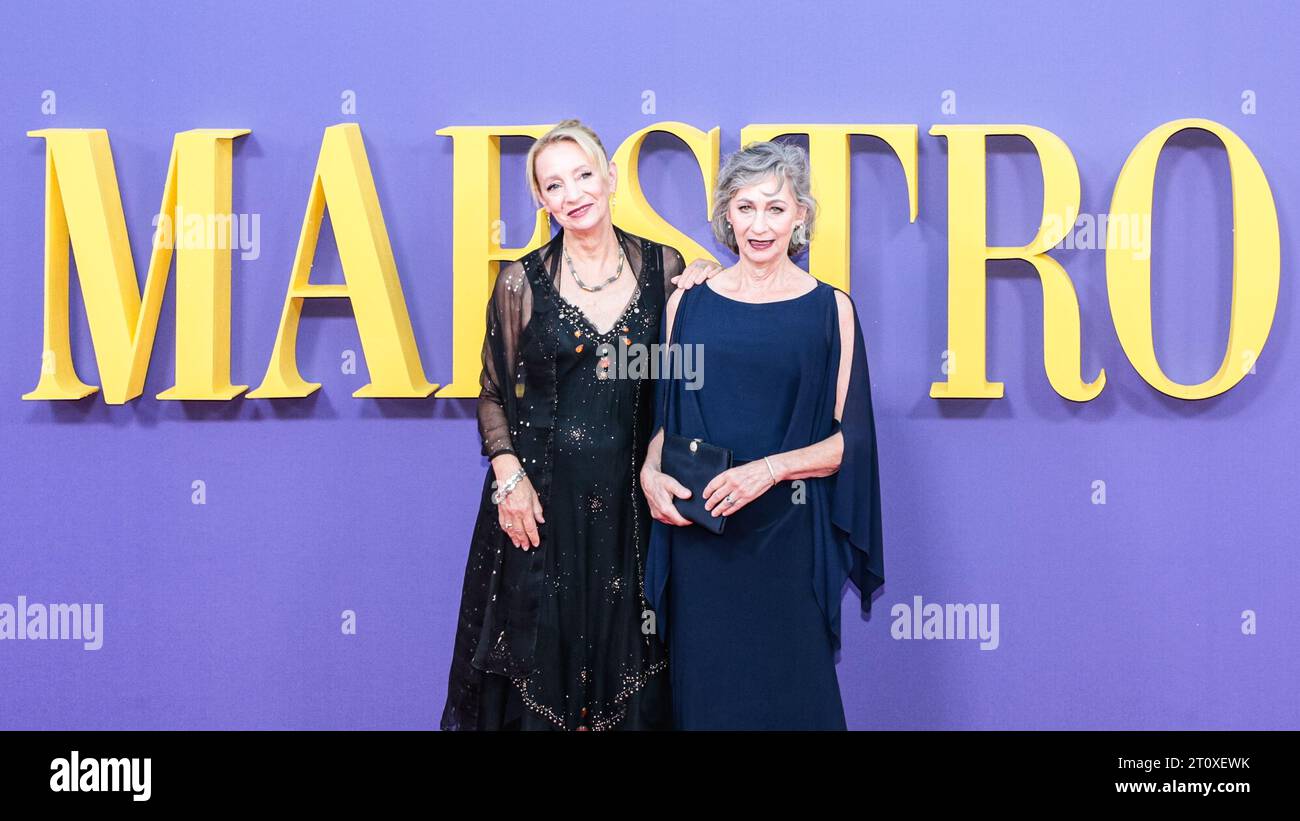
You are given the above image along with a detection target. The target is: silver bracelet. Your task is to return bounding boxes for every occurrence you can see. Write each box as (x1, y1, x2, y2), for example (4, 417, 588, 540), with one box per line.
(491, 467, 526, 504)
(762, 456, 779, 486)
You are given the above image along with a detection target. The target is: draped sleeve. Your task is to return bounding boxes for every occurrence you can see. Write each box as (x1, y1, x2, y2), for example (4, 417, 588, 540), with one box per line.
(477, 260, 532, 461)
(644, 259, 692, 634)
(830, 290, 886, 618)
(650, 245, 685, 441)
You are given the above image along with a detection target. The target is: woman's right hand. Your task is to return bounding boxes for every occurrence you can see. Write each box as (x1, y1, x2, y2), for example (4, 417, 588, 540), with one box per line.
(642, 464, 693, 527)
(498, 474, 545, 550)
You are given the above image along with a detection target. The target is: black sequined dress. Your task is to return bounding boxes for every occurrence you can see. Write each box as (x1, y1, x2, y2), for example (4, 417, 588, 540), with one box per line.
(442, 226, 685, 731)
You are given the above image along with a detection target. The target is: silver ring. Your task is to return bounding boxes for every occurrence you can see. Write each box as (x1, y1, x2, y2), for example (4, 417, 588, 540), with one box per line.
(724, 494, 735, 504)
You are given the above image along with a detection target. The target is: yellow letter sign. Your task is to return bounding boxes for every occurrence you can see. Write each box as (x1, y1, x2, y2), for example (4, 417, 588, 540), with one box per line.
(738, 124, 919, 293)
(433, 125, 554, 398)
(249, 124, 436, 398)
(1107, 118, 1279, 399)
(24, 128, 249, 404)
(928, 125, 1103, 402)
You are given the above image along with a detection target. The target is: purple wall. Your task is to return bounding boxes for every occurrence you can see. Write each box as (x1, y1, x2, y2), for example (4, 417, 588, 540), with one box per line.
(0, 0, 1295, 729)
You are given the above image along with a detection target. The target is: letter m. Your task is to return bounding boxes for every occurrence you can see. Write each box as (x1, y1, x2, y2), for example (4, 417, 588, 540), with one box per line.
(25, 128, 249, 404)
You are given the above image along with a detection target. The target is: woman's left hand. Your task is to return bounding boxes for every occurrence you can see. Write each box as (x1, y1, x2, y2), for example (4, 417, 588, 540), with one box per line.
(702, 461, 778, 518)
(671, 258, 723, 290)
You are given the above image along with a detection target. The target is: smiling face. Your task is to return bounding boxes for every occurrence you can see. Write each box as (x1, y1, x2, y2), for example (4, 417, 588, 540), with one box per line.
(533, 139, 616, 233)
(727, 173, 807, 264)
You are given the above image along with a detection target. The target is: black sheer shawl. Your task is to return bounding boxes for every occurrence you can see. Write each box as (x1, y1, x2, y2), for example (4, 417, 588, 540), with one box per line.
(443, 225, 685, 731)
(475, 227, 686, 461)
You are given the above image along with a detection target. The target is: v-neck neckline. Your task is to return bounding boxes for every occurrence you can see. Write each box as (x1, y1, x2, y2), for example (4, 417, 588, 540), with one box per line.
(556, 282, 640, 338)
(545, 229, 645, 338)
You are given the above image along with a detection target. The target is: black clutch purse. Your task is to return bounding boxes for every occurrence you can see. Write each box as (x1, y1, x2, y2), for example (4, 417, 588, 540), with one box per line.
(660, 433, 733, 535)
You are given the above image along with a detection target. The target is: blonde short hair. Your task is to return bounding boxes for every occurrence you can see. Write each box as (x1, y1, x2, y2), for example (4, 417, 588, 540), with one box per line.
(526, 119, 611, 205)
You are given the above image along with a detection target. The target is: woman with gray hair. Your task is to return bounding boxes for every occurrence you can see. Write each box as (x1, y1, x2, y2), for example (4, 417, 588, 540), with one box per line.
(640, 140, 886, 729)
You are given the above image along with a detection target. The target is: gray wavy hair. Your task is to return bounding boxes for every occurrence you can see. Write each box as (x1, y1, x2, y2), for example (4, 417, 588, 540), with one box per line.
(710, 140, 818, 256)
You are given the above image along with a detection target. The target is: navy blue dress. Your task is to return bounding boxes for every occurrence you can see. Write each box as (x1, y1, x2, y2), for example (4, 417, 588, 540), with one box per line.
(646, 277, 886, 731)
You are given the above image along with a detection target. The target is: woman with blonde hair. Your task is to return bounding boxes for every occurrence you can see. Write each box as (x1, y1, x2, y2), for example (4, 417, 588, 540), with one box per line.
(442, 119, 718, 730)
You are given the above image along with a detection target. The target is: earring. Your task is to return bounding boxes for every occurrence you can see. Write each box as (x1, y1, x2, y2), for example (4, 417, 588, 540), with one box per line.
(793, 222, 807, 245)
